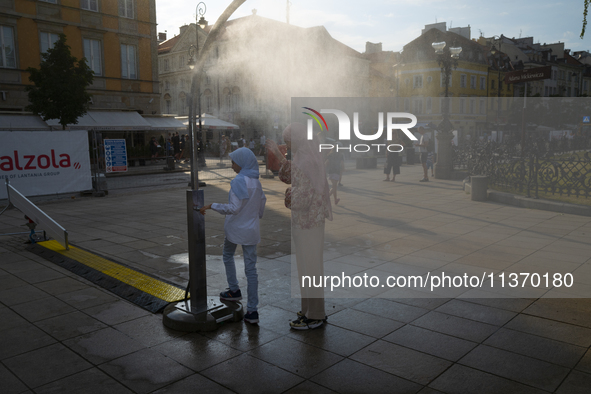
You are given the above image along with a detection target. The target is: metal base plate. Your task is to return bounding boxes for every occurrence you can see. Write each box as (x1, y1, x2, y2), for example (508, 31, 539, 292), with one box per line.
(162, 299, 244, 332)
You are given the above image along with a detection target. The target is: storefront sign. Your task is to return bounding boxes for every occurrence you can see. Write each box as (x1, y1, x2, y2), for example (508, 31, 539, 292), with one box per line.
(504, 66, 551, 84)
(0, 131, 92, 199)
(104, 139, 128, 173)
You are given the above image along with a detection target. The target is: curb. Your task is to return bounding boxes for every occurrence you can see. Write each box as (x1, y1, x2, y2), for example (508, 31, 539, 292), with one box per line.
(487, 190, 591, 217)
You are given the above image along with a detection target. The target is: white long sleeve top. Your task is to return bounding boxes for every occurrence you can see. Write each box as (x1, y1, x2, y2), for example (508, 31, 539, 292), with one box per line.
(211, 176, 266, 245)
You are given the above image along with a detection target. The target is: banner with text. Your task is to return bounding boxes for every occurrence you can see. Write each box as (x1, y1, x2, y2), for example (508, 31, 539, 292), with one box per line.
(0, 131, 92, 199)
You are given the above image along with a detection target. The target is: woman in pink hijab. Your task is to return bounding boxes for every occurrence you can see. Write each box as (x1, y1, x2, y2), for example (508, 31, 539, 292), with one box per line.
(266, 123, 332, 330)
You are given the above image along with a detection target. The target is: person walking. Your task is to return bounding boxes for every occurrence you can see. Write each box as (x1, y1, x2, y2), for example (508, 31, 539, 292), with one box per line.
(200, 148, 266, 324)
(384, 134, 402, 182)
(415, 127, 430, 182)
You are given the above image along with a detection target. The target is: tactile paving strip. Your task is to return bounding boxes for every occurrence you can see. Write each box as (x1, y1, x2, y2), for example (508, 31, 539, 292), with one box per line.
(28, 240, 188, 313)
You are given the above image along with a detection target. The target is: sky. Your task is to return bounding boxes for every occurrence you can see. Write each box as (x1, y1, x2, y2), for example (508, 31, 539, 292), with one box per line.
(155, 0, 591, 54)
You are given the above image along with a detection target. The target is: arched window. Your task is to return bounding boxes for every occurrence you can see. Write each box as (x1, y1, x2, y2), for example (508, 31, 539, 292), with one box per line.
(179, 92, 186, 115)
(223, 88, 231, 112)
(231, 87, 241, 112)
(164, 93, 172, 114)
(203, 89, 213, 114)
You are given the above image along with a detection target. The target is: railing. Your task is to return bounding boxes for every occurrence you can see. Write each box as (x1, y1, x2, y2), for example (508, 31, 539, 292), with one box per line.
(453, 134, 591, 199)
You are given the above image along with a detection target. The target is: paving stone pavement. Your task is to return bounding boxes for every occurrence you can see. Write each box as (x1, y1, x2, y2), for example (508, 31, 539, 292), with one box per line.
(1, 163, 591, 393)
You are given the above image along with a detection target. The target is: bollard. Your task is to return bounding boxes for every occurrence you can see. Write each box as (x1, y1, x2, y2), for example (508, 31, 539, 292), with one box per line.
(470, 175, 488, 201)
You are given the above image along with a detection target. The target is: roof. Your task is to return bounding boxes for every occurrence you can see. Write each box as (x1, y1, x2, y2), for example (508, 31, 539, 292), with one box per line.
(205, 14, 363, 59)
(402, 28, 488, 65)
(158, 34, 182, 55)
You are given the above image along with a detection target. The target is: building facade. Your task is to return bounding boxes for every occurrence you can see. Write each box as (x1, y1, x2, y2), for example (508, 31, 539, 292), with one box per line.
(158, 12, 370, 141)
(0, 0, 160, 114)
(393, 24, 508, 139)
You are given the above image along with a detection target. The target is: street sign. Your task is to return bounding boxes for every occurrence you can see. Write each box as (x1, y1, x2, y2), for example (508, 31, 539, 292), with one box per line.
(504, 66, 552, 84)
(584, 116, 590, 124)
(104, 139, 127, 173)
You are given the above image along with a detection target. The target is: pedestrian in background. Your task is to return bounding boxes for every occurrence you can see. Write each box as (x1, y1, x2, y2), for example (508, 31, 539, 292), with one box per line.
(384, 133, 402, 182)
(415, 127, 430, 182)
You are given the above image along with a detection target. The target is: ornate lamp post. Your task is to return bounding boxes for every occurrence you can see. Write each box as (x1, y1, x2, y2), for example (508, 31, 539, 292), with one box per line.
(187, 3, 208, 181)
(432, 40, 462, 179)
(163, 0, 248, 333)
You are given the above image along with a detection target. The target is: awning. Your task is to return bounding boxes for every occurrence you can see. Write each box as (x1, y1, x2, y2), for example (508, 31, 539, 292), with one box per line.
(45, 113, 98, 129)
(143, 116, 186, 130)
(410, 122, 435, 130)
(45, 111, 151, 130)
(176, 114, 240, 130)
(0, 114, 50, 131)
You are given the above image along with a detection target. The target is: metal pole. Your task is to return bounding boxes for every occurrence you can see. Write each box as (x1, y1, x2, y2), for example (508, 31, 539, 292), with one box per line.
(164, 0, 247, 332)
(521, 82, 527, 156)
(188, 92, 195, 190)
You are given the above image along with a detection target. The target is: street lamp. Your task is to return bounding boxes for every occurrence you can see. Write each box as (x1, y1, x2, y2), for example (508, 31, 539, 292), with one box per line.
(164, 0, 247, 333)
(432, 39, 462, 179)
(186, 3, 208, 188)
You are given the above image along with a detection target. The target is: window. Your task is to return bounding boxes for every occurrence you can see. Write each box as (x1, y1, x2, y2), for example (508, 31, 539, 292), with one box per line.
(40, 32, 59, 54)
(83, 38, 102, 76)
(120, 44, 136, 79)
(460, 74, 467, 88)
(412, 99, 423, 114)
(470, 75, 476, 89)
(164, 80, 169, 90)
(413, 75, 423, 89)
(119, 0, 133, 19)
(470, 99, 475, 114)
(440, 72, 451, 87)
(584, 81, 588, 91)
(426, 97, 432, 113)
(459, 99, 465, 114)
(179, 55, 185, 68)
(0, 26, 16, 69)
(39, 0, 57, 3)
(166, 100, 171, 113)
(491, 79, 496, 89)
(480, 76, 486, 90)
(81, 0, 98, 11)
(180, 97, 186, 114)
(544, 86, 549, 97)
(232, 94, 240, 112)
(479, 99, 485, 114)
(205, 91, 213, 113)
(231, 88, 241, 112)
(404, 98, 410, 112)
(164, 59, 169, 71)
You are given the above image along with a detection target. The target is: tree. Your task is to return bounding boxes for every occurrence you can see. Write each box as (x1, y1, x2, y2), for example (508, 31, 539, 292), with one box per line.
(26, 34, 94, 130)
(583, 0, 590, 38)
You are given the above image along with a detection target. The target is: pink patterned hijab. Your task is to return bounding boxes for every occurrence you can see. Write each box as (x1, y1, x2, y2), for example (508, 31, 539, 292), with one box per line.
(283, 123, 332, 216)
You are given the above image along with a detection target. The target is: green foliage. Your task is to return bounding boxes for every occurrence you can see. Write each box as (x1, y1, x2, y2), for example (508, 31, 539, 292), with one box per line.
(583, 0, 590, 38)
(26, 34, 94, 130)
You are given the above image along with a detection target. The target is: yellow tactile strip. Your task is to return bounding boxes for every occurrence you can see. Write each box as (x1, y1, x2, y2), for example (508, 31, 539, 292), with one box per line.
(38, 240, 187, 302)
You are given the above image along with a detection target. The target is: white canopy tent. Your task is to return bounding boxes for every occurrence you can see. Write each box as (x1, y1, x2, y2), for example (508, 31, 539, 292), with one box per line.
(176, 114, 239, 130)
